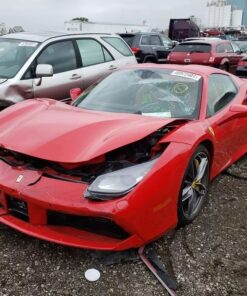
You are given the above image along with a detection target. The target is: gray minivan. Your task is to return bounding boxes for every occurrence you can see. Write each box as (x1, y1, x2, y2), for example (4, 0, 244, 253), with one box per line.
(0, 31, 137, 109)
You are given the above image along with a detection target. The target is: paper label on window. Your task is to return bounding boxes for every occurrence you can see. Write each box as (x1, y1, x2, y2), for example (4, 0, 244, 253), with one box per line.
(18, 42, 38, 47)
(142, 112, 172, 118)
(171, 70, 201, 81)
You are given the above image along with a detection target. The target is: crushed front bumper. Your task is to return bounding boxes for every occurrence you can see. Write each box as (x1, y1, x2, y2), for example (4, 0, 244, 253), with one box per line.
(0, 161, 144, 251)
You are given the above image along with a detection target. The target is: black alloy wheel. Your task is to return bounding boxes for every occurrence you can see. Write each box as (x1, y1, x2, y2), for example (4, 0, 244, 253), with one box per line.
(178, 145, 210, 225)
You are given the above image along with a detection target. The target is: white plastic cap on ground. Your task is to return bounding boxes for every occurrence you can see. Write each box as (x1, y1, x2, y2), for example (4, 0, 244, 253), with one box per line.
(84, 268, 101, 282)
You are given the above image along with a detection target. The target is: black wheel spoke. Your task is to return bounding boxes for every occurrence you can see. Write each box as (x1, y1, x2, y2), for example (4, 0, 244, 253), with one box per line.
(184, 180, 192, 186)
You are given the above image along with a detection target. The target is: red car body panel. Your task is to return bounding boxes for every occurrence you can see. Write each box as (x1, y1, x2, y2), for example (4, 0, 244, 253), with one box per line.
(0, 64, 246, 250)
(0, 99, 179, 163)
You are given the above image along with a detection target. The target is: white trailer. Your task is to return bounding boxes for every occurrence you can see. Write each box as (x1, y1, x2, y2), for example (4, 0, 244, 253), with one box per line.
(64, 20, 150, 34)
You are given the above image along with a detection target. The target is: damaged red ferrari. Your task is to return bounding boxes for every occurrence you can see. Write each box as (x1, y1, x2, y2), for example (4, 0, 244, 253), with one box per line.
(0, 64, 246, 251)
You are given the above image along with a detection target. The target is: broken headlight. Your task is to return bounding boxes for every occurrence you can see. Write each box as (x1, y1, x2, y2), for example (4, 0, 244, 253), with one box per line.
(85, 159, 157, 200)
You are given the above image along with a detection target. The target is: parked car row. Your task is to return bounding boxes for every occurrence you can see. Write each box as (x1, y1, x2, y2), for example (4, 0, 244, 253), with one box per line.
(118, 33, 247, 78)
(1, 30, 247, 113)
(0, 32, 137, 108)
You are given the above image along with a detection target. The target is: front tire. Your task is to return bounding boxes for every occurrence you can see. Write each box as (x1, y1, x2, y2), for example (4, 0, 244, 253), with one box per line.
(178, 145, 210, 226)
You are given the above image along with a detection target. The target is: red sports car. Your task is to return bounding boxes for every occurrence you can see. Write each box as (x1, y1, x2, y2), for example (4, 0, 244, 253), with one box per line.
(0, 64, 246, 251)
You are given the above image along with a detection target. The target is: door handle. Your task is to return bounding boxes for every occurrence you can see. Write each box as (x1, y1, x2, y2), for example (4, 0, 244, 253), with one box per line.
(108, 65, 117, 71)
(70, 74, 81, 80)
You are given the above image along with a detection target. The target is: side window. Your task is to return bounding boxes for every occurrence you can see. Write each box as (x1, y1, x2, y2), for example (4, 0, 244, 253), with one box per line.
(37, 41, 77, 74)
(140, 35, 150, 45)
(224, 43, 234, 53)
(231, 43, 241, 53)
(216, 44, 225, 53)
(150, 35, 162, 46)
(76, 39, 113, 66)
(101, 37, 132, 57)
(207, 74, 238, 117)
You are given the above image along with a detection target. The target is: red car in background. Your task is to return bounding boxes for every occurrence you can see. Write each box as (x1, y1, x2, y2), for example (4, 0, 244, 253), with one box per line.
(0, 64, 246, 251)
(236, 56, 247, 77)
(167, 40, 242, 73)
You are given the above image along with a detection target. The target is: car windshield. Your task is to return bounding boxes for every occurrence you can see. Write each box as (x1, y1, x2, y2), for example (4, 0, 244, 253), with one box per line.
(0, 38, 39, 78)
(75, 68, 202, 119)
(161, 36, 173, 48)
(236, 41, 247, 53)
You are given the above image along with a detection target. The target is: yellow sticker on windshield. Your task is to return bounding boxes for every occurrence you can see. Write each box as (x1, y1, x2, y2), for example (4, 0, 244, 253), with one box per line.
(171, 71, 201, 81)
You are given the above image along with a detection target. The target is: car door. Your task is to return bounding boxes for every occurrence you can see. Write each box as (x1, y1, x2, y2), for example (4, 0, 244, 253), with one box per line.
(150, 35, 168, 62)
(74, 38, 117, 89)
(225, 42, 239, 73)
(231, 42, 243, 68)
(206, 74, 241, 172)
(33, 40, 82, 100)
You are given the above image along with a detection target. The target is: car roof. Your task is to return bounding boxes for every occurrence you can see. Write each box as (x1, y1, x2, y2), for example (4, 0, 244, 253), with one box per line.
(184, 37, 221, 41)
(180, 39, 229, 45)
(120, 32, 161, 36)
(1, 31, 115, 42)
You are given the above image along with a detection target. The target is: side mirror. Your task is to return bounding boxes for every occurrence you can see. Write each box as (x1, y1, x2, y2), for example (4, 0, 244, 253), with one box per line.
(229, 104, 247, 115)
(70, 88, 83, 102)
(218, 104, 247, 126)
(36, 64, 53, 78)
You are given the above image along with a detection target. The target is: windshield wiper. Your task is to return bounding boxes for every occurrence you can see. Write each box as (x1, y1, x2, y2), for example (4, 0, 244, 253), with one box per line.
(132, 110, 142, 115)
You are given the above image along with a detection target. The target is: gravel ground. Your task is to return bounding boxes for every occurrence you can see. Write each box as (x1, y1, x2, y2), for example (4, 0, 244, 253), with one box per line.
(0, 155, 246, 296)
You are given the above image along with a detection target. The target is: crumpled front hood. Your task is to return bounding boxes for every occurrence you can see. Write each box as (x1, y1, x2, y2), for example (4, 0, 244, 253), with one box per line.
(0, 99, 177, 163)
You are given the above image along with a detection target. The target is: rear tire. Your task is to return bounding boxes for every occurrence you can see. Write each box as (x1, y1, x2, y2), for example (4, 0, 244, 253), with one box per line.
(144, 57, 156, 63)
(178, 145, 210, 226)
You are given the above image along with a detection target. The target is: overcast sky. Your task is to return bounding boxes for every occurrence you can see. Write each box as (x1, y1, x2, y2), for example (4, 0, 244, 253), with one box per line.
(0, 0, 208, 31)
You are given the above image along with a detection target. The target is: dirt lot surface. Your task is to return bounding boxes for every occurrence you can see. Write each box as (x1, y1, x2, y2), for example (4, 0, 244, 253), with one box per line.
(0, 155, 246, 296)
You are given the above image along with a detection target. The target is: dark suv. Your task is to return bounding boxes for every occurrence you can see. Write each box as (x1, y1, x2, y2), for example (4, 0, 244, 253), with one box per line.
(119, 33, 173, 63)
